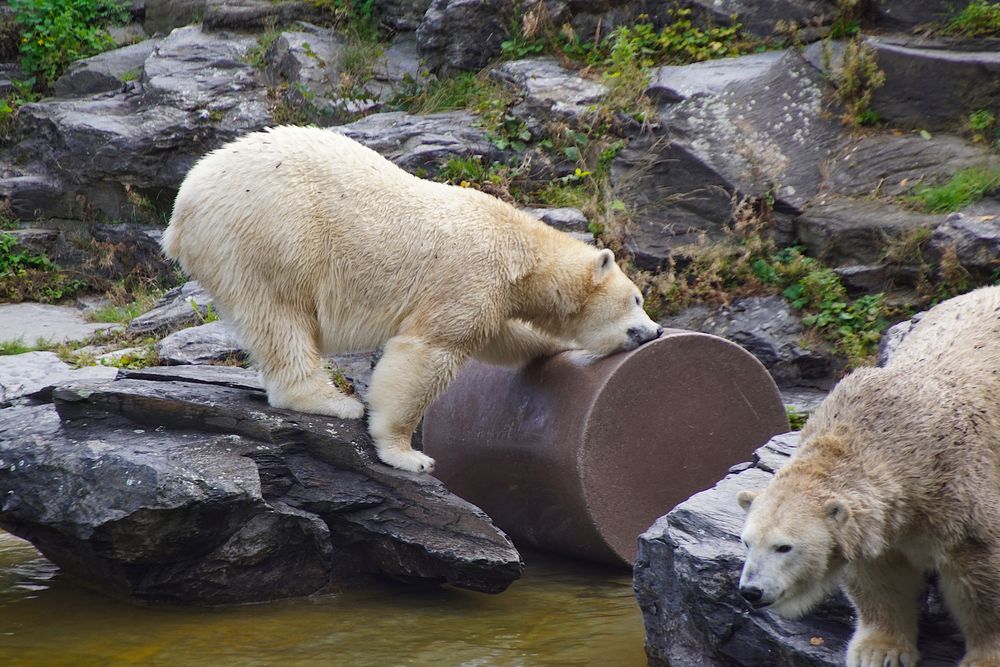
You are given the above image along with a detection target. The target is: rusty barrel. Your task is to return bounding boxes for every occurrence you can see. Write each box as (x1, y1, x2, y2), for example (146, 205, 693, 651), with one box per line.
(422, 330, 789, 566)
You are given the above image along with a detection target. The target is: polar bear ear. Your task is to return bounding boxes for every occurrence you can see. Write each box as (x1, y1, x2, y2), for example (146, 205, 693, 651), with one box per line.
(737, 489, 758, 512)
(824, 498, 849, 525)
(593, 248, 615, 281)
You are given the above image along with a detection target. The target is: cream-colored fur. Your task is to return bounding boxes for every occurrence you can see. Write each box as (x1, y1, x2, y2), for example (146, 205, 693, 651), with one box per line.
(163, 126, 661, 473)
(737, 285, 1000, 667)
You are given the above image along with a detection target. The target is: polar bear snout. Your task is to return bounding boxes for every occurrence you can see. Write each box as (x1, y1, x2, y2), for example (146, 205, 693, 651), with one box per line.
(738, 584, 769, 608)
(628, 325, 663, 347)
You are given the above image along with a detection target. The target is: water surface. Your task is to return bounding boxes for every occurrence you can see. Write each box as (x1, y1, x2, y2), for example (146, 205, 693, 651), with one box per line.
(0, 531, 646, 666)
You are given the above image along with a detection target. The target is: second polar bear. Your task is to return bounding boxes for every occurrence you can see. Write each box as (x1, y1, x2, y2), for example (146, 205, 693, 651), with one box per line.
(737, 285, 1000, 667)
(163, 126, 662, 473)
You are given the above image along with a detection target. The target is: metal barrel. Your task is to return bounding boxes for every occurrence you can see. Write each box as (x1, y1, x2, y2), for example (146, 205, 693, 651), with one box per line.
(422, 330, 790, 566)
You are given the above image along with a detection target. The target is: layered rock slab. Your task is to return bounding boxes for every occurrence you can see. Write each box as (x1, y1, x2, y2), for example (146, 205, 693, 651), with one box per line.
(634, 432, 964, 667)
(0, 369, 522, 604)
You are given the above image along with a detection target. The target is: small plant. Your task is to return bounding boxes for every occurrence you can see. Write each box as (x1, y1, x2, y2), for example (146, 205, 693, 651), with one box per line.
(907, 165, 1000, 213)
(834, 36, 886, 127)
(99, 345, 158, 369)
(967, 109, 999, 146)
(392, 72, 507, 115)
(119, 67, 140, 82)
(786, 405, 808, 430)
(245, 31, 281, 69)
(0, 337, 36, 355)
(0, 231, 86, 303)
(943, 0, 1000, 37)
(12, 0, 131, 87)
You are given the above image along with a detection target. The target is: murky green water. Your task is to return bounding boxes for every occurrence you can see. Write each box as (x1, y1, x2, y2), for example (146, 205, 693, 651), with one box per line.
(0, 531, 647, 666)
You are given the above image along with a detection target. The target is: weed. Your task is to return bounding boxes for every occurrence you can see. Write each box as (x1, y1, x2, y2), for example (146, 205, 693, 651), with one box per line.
(907, 165, 1000, 213)
(99, 344, 158, 369)
(0, 232, 86, 303)
(391, 72, 506, 115)
(786, 405, 808, 430)
(833, 36, 886, 127)
(968, 109, 999, 146)
(119, 67, 139, 82)
(0, 337, 38, 355)
(0, 77, 41, 139)
(943, 0, 1000, 37)
(11, 0, 131, 87)
(245, 30, 281, 69)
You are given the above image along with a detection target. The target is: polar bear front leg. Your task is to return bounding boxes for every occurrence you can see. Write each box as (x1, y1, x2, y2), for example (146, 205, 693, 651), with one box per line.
(940, 547, 1000, 667)
(367, 335, 466, 473)
(843, 552, 923, 667)
(474, 319, 570, 367)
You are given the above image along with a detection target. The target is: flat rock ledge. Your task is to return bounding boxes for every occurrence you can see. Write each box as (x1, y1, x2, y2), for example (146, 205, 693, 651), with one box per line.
(0, 366, 522, 605)
(634, 432, 964, 667)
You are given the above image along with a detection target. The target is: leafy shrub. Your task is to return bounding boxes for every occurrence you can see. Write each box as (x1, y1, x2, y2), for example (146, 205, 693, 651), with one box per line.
(0, 232, 85, 303)
(834, 37, 885, 127)
(944, 0, 1000, 37)
(11, 0, 130, 87)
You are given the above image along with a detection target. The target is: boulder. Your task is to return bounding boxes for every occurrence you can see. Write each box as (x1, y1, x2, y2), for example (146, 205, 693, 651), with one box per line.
(870, 0, 956, 31)
(373, 0, 433, 32)
(867, 37, 1000, 131)
(927, 201, 1000, 281)
(126, 281, 216, 336)
(521, 206, 589, 233)
(680, 0, 840, 39)
(0, 369, 523, 605)
(202, 0, 334, 32)
(821, 133, 998, 198)
(634, 432, 964, 667)
(364, 34, 425, 102)
(659, 296, 834, 386)
(0, 351, 117, 403)
(416, 0, 514, 75)
(155, 320, 245, 365)
(877, 312, 924, 367)
(143, 0, 206, 35)
(491, 57, 608, 129)
(613, 49, 843, 269)
(335, 111, 508, 173)
(52, 39, 161, 98)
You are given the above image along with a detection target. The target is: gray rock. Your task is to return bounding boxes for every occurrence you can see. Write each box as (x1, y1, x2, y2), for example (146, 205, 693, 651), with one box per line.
(202, 0, 333, 32)
(541, 0, 673, 42)
(680, 0, 840, 39)
(877, 312, 924, 367)
(155, 321, 245, 365)
(634, 431, 964, 667)
(336, 111, 508, 173)
(364, 34, 425, 102)
(868, 37, 1000, 131)
(263, 27, 343, 92)
(521, 206, 589, 233)
(126, 281, 216, 336)
(927, 203, 1000, 280)
(613, 49, 843, 269)
(0, 303, 116, 346)
(416, 0, 514, 75)
(0, 351, 118, 403)
(660, 296, 834, 385)
(143, 0, 206, 35)
(373, 0, 433, 31)
(491, 57, 607, 127)
(0, 174, 80, 221)
(0, 372, 522, 604)
(53, 39, 160, 98)
(780, 385, 829, 418)
(870, 0, 955, 30)
(795, 196, 942, 267)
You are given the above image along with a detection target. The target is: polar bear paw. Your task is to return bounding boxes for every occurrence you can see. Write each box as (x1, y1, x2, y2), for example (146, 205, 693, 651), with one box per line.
(847, 631, 919, 667)
(377, 447, 436, 474)
(268, 385, 365, 420)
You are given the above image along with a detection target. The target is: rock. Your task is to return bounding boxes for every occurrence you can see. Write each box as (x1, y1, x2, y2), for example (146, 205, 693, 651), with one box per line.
(126, 281, 216, 336)
(613, 49, 843, 269)
(877, 312, 924, 367)
(89, 223, 175, 283)
(155, 321, 245, 365)
(780, 385, 829, 417)
(0, 352, 117, 403)
(927, 202, 1000, 281)
(521, 206, 589, 233)
(373, 0, 433, 31)
(16, 26, 272, 221)
(868, 37, 1000, 131)
(263, 27, 343, 93)
(634, 432, 964, 667)
(681, 0, 840, 39)
(416, 0, 514, 75)
(143, 0, 206, 35)
(795, 195, 942, 270)
(0, 372, 523, 604)
(364, 34, 425, 102)
(822, 133, 998, 198)
(541, 0, 673, 42)
(52, 39, 160, 98)
(0, 303, 116, 345)
(0, 174, 80, 221)
(491, 57, 607, 128)
(202, 0, 333, 32)
(659, 296, 834, 385)
(336, 111, 508, 173)
(870, 0, 955, 30)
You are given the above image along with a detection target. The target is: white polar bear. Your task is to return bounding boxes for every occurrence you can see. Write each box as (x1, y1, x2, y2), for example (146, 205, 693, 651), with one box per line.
(162, 126, 662, 473)
(737, 285, 1000, 667)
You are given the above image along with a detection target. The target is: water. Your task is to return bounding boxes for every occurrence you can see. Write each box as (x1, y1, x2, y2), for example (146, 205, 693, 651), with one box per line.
(0, 531, 647, 667)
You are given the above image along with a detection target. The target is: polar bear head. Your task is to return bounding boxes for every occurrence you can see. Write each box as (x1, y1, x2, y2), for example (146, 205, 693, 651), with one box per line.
(563, 248, 663, 355)
(735, 480, 853, 618)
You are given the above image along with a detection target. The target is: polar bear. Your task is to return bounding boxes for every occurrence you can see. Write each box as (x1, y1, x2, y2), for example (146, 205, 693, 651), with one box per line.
(737, 285, 1000, 667)
(162, 126, 662, 473)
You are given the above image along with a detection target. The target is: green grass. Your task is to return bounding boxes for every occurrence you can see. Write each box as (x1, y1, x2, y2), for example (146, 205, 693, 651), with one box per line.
(0, 337, 50, 355)
(944, 0, 1000, 37)
(392, 72, 507, 115)
(786, 405, 808, 430)
(908, 165, 1000, 213)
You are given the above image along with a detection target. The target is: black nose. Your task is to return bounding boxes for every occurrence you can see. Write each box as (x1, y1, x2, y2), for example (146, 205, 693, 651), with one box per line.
(740, 586, 763, 604)
(628, 327, 661, 345)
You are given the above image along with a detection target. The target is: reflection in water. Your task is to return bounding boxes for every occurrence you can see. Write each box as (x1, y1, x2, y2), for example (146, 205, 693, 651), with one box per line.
(0, 531, 646, 666)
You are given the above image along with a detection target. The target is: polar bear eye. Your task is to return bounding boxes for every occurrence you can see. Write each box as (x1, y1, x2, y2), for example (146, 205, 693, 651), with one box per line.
(775, 544, 793, 553)
(633, 295, 641, 307)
